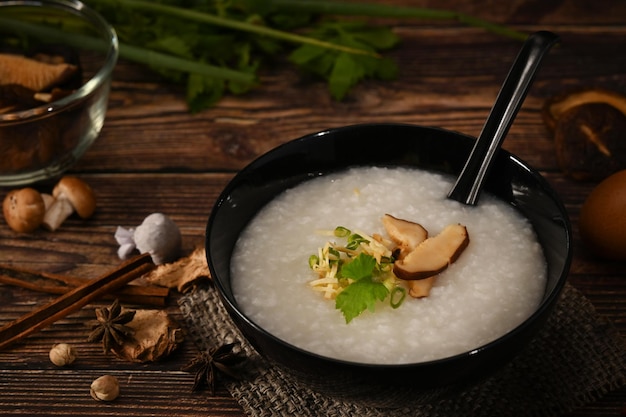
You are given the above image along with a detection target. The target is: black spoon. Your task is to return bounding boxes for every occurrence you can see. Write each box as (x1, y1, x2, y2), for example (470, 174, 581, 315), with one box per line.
(448, 31, 560, 205)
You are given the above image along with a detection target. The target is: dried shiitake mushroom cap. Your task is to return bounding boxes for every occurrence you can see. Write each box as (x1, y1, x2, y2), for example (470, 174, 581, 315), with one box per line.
(554, 102, 626, 181)
(542, 88, 626, 132)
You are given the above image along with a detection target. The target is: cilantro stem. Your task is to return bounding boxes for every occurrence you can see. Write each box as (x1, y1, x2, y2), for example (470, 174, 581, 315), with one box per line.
(266, 0, 528, 41)
(88, 0, 380, 57)
(0, 17, 256, 84)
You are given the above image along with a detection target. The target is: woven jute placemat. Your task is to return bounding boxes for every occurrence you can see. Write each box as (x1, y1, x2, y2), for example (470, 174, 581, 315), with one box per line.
(179, 283, 626, 416)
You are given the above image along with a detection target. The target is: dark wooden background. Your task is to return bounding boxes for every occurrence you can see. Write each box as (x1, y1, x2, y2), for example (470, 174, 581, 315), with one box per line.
(1, 0, 626, 415)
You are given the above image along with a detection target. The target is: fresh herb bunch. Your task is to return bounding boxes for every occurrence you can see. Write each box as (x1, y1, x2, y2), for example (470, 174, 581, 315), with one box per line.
(309, 226, 406, 323)
(1, 0, 527, 111)
(86, 0, 402, 111)
(88, 0, 527, 111)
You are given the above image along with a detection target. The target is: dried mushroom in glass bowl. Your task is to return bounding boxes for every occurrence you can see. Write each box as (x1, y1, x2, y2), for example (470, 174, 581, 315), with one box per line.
(0, 0, 118, 186)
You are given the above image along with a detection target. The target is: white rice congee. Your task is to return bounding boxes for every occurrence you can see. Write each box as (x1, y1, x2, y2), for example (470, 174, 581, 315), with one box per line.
(231, 166, 546, 364)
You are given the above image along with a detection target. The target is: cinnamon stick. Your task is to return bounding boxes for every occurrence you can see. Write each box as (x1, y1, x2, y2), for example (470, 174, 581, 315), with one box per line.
(0, 253, 155, 350)
(0, 263, 169, 306)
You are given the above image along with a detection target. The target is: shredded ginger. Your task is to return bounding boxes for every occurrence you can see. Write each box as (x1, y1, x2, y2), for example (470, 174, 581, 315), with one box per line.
(308, 228, 396, 300)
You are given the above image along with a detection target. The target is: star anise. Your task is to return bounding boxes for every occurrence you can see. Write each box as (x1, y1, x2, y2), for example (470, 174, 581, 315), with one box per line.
(87, 299, 136, 355)
(182, 343, 247, 395)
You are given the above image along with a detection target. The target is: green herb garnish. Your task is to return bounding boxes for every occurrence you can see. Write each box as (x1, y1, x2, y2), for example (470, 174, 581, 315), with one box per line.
(1, 0, 527, 110)
(309, 226, 402, 323)
(335, 253, 389, 323)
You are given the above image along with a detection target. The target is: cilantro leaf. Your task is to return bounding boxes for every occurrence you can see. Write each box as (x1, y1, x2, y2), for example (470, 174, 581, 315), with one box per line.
(336, 277, 389, 324)
(47, 0, 522, 111)
(341, 252, 377, 281)
(186, 74, 225, 112)
(288, 21, 399, 100)
(335, 253, 389, 323)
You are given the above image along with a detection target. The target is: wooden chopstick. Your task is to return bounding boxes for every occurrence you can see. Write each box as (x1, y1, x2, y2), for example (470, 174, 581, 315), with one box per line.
(0, 253, 155, 351)
(0, 263, 169, 306)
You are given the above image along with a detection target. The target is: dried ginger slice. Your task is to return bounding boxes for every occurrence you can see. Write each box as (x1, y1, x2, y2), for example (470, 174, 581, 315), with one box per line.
(0, 53, 78, 91)
(142, 246, 210, 293)
(111, 309, 184, 363)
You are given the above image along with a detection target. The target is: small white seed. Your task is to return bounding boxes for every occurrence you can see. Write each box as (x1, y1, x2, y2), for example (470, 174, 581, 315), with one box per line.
(49, 343, 77, 367)
(90, 375, 120, 401)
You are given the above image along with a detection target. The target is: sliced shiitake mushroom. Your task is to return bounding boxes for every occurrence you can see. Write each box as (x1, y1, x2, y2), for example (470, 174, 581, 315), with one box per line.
(382, 214, 435, 297)
(382, 214, 428, 258)
(542, 88, 626, 132)
(393, 223, 469, 281)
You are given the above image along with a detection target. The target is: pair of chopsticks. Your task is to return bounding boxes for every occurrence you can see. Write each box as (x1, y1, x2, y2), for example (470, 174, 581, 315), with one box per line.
(0, 260, 169, 306)
(0, 253, 155, 351)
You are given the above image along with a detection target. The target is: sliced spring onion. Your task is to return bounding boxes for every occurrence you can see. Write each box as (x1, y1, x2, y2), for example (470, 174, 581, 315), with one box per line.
(390, 287, 407, 309)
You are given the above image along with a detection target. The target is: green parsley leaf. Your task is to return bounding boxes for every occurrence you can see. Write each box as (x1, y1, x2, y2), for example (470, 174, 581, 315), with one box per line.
(335, 253, 389, 323)
(341, 252, 376, 281)
(67, 0, 525, 110)
(288, 21, 399, 100)
(186, 74, 225, 112)
(336, 277, 389, 324)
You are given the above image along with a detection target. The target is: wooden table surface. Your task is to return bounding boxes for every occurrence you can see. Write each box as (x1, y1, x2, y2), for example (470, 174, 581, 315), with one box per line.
(1, 1, 626, 415)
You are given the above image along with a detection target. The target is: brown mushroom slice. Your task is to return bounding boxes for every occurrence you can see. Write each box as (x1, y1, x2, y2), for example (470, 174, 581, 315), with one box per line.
(0, 53, 78, 92)
(382, 214, 428, 258)
(407, 277, 436, 298)
(382, 214, 437, 297)
(542, 88, 626, 132)
(394, 224, 469, 281)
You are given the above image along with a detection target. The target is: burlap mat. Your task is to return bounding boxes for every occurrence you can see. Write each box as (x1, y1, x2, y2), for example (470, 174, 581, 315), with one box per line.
(179, 283, 626, 416)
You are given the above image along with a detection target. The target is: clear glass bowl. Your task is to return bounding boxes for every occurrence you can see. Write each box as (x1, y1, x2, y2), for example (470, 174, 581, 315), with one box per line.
(0, 0, 118, 186)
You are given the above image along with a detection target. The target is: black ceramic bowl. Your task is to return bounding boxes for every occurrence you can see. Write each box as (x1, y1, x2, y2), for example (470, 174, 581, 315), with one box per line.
(205, 123, 572, 390)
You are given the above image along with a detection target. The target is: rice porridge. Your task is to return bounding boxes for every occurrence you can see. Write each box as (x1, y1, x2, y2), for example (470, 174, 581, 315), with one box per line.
(231, 166, 546, 364)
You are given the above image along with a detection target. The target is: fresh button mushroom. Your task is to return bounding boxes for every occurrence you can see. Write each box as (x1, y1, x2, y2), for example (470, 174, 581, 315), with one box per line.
(2, 188, 46, 233)
(42, 176, 96, 231)
(115, 213, 182, 265)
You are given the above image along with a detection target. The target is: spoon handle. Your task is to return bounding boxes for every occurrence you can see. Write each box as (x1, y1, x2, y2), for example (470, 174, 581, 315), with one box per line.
(448, 31, 560, 206)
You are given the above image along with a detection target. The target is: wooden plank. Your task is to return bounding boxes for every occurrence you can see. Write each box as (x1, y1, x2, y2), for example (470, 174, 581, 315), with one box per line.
(1, 0, 625, 415)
